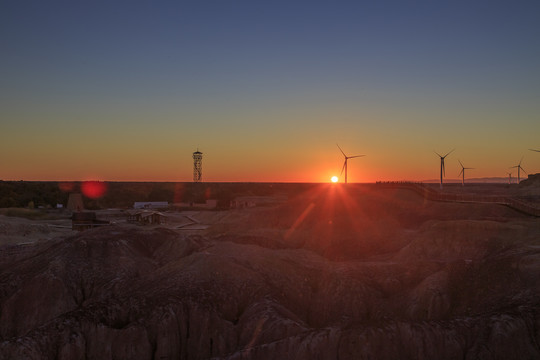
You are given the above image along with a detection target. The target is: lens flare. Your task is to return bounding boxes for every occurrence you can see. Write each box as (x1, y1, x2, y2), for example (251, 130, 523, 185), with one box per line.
(81, 181, 107, 199)
(58, 182, 75, 192)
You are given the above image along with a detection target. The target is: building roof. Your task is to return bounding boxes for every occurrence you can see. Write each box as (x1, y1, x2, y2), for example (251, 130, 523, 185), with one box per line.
(127, 210, 167, 217)
(133, 201, 169, 209)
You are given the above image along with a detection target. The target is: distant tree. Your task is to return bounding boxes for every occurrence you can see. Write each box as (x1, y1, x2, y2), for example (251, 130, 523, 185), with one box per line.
(253, 184, 275, 196)
(0, 197, 17, 208)
(216, 188, 233, 209)
(147, 186, 174, 202)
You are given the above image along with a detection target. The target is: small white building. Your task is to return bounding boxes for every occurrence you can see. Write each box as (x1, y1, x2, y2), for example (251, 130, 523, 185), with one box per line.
(133, 201, 169, 209)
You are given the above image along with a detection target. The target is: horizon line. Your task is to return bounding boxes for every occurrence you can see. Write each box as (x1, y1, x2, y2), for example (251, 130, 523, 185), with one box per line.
(1, 176, 534, 184)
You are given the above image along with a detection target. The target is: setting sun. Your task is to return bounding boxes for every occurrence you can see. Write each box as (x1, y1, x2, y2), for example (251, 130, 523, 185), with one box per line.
(331, 176, 339, 183)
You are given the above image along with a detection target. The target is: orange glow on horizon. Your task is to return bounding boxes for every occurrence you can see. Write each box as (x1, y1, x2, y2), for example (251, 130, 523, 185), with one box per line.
(331, 176, 339, 183)
(2, 144, 539, 183)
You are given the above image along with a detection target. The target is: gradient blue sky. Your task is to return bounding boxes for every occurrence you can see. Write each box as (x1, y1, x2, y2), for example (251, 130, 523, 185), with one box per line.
(1, 0, 539, 182)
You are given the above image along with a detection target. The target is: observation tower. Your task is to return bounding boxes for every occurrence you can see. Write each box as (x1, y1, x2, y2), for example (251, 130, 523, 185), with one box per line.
(193, 150, 203, 182)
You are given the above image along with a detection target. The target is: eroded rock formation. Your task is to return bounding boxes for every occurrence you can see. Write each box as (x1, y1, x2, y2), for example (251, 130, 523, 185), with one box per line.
(1, 187, 539, 359)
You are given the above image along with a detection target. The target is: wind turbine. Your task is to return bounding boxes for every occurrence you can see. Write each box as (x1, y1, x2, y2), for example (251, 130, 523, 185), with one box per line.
(530, 149, 540, 152)
(337, 144, 365, 184)
(458, 160, 474, 186)
(507, 172, 512, 184)
(510, 157, 526, 183)
(434, 149, 454, 189)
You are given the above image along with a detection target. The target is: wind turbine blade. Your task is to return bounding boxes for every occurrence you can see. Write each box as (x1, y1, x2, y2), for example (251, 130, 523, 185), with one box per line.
(458, 169, 463, 177)
(340, 161, 346, 176)
(336, 144, 347, 157)
(458, 159, 464, 168)
(434, 151, 442, 158)
(520, 166, 527, 174)
(519, 156, 524, 165)
(443, 148, 455, 158)
(529, 149, 540, 152)
(348, 155, 365, 159)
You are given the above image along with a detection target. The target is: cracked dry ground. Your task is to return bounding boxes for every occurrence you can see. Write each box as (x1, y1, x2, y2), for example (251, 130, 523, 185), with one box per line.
(1, 186, 540, 359)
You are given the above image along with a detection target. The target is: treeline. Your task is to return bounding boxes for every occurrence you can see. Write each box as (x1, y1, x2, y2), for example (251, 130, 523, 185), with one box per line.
(0, 181, 315, 210)
(0, 181, 68, 208)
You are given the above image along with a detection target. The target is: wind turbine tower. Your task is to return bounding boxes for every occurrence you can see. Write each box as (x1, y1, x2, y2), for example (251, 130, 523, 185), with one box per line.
(337, 144, 365, 184)
(458, 160, 474, 186)
(510, 157, 526, 184)
(435, 149, 454, 189)
(507, 172, 512, 184)
(193, 149, 203, 182)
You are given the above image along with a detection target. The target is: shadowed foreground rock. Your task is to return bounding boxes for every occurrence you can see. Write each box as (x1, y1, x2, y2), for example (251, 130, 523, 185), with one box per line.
(1, 187, 539, 359)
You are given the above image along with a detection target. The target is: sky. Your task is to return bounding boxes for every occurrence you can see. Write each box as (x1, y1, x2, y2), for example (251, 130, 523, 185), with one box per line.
(1, 0, 539, 183)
